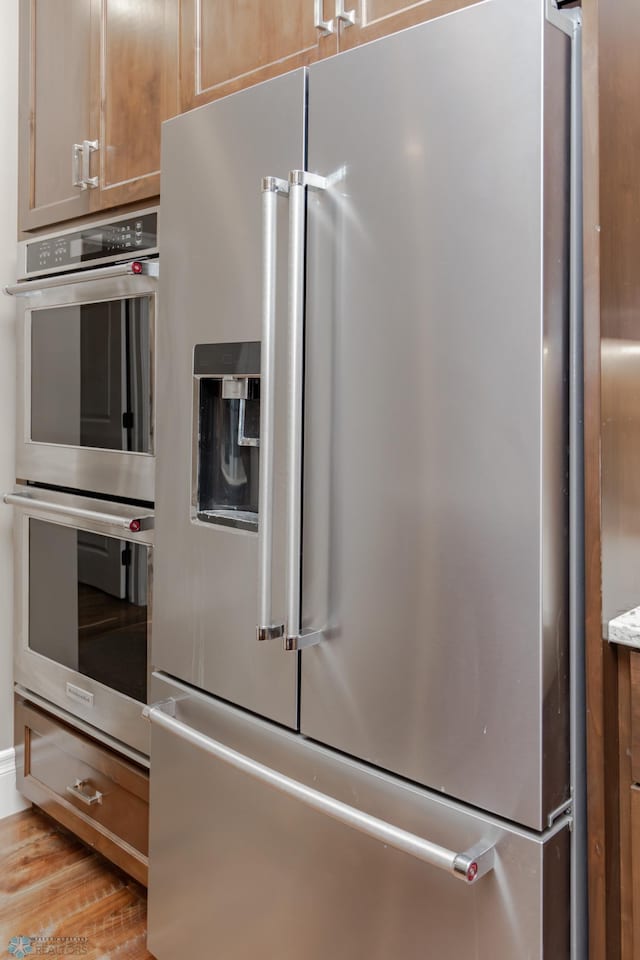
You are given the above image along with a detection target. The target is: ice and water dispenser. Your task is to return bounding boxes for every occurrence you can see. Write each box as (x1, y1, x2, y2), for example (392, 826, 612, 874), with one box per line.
(193, 342, 260, 531)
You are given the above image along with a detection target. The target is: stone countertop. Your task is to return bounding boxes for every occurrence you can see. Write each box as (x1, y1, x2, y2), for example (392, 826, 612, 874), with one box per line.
(607, 606, 640, 649)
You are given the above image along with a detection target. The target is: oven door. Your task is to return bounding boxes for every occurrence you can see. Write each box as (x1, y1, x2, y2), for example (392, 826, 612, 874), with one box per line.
(6, 486, 154, 755)
(11, 262, 157, 502)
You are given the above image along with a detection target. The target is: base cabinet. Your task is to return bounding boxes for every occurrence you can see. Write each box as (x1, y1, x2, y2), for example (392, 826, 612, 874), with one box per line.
(14, 696, 149, 886)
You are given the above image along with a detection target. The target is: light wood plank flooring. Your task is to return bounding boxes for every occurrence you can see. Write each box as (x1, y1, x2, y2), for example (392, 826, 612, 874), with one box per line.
(0, 807, 154, 959)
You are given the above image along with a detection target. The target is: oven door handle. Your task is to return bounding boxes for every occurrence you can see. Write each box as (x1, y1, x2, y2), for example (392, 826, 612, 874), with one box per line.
(3, 491, 154, 532)
(4, 259, 159, 297)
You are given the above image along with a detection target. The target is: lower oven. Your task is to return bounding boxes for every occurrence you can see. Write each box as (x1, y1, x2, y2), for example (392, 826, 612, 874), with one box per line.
(5, 486, 153, 755)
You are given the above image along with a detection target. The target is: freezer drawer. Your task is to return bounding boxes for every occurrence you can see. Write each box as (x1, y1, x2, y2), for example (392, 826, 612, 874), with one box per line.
(148, 675, 570, 960)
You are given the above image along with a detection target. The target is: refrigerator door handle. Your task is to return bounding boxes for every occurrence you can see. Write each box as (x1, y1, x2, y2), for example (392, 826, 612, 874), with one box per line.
(148, 701, 496, 884)
(282, 170, 331, 652)
(257, 176, 289, 644)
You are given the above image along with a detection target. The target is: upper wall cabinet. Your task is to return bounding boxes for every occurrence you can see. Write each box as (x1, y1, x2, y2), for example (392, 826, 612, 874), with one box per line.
(179, 0, 338, 111)
(19, 0, 178, 233)
(179, 0, 484, 111)
(18, 0, 92, 230)
(336, 0, 482, 50)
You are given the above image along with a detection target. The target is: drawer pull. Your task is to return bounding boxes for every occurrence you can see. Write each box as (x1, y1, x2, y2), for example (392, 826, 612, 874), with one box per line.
(66, 779, 103, 806)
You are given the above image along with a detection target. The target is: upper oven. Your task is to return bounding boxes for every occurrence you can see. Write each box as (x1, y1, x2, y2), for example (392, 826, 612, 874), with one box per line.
(6, 209, 158, 503)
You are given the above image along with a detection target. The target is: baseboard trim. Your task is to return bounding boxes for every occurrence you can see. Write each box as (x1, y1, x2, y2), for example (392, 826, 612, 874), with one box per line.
(0, 747, 30, 819)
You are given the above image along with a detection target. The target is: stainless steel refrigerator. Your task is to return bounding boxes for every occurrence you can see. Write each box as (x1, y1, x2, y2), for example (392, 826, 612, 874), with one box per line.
(148, 1, 586, 956)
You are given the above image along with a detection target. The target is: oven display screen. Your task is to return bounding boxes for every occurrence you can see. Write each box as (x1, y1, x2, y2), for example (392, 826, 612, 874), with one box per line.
(25, 213, 157, 274)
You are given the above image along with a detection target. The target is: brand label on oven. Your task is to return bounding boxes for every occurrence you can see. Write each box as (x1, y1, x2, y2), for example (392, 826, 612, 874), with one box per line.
(65, 682, 94, 708)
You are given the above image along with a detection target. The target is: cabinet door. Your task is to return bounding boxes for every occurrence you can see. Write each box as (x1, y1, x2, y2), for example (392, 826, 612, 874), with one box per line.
(337, 0, 481, 51)
(18, 0, 92, 232)
(180, 0, 337, 111)
(89, 0, 178, 212)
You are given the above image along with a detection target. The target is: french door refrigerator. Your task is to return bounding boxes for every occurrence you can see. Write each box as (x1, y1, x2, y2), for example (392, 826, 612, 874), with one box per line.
(148, 1, 585, 957)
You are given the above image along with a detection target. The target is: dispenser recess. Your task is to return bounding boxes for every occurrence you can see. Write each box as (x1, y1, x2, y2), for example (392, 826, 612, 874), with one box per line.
(193, 342, 261, 532)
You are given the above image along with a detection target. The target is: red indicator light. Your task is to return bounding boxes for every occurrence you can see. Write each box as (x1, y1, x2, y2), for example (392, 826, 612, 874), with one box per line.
(131, 261, 143, 275)
(466, 862, 478, 883)
(129, 519, 141, 532)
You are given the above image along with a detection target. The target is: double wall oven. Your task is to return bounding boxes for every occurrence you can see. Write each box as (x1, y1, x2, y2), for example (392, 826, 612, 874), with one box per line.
(5, 210, 158, 757)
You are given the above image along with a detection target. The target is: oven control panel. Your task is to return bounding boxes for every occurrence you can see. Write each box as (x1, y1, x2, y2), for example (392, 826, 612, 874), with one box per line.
(24, 211, 158, 276)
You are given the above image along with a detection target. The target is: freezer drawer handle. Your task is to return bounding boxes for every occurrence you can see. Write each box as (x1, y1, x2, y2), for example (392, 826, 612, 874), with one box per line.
(2, 491, 154, 532)
(148, 702, 496, 884)
(257, 176, 290, 645)
(66, 778, 103, 806)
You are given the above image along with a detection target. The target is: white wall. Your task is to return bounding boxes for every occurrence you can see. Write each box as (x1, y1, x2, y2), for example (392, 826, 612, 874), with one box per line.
(0, 0, 19, 753)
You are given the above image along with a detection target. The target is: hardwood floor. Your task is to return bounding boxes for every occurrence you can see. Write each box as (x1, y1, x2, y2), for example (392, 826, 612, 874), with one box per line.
(0, 807, 154, 959)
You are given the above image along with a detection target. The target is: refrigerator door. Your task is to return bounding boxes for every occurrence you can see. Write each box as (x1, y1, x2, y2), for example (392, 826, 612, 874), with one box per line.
(147, 674, 570, 960)
(300, 2, 571, 830)
(154, 71, 305, 727)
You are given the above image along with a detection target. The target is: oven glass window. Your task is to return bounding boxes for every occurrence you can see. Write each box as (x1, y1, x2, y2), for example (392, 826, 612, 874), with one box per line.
(28, 519, 149, 703)
(30, 297, 152, 453)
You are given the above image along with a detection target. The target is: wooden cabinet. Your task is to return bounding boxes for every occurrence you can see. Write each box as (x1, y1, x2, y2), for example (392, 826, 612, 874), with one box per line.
(179, 0, 487, 112)
(631, 786, 640, 957)
(18, 0, 93, 231)
(15, 696, 149, 885)
(19, 0, 178, 232)
(18, 0, 487, 232)
(619, 651, 640, 959)
(179, 0, 337, 111)
(335, 0, 481, 51)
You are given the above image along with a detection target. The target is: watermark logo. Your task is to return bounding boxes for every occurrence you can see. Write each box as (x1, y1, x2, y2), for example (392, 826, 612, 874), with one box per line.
(7, 938, 32, 959)
(7, 938, 88, 957)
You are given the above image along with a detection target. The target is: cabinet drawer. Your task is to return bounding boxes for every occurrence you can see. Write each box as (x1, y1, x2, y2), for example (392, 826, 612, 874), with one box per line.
(15, 696, 148, 885)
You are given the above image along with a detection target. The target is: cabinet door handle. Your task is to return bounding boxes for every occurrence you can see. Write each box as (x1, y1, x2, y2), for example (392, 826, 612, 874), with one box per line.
(66, 779, 103, 806)
(72, 143, 86, 190)
(82, 139, 100, 189)
(314, 0, 334, 35)
(335, 0, 356, 26)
